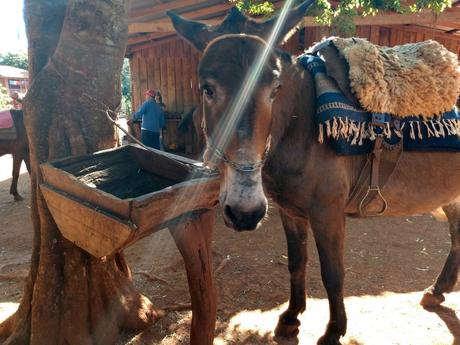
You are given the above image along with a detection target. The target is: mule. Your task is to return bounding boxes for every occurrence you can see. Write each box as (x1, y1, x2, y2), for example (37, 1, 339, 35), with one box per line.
(0, 109, 30, 201)
(169, 3, 460, 344)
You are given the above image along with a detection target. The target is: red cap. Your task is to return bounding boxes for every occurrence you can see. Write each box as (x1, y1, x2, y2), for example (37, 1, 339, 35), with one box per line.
(144, 89, 156, 97)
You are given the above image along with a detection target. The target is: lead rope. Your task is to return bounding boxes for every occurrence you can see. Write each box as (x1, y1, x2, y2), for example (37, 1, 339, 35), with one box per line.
(81, 93, 157, 153)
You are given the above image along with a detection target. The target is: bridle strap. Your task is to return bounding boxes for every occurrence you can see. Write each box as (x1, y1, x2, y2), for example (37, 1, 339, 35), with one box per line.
(206, 137, 271, 173)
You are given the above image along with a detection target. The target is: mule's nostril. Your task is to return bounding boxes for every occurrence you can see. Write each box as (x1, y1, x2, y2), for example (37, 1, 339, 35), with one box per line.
(224, 205, 238, 224)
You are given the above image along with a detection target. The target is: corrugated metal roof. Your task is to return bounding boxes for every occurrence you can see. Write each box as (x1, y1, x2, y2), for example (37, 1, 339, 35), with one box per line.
(0, 65, 28, 79)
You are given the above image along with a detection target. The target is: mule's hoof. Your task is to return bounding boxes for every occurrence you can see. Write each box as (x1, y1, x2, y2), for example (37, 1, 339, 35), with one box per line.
(420, 291, 445, 307)
(317, 334, 342, 345)
(274, 315, 300, 338)
(13, 194, 23, 201)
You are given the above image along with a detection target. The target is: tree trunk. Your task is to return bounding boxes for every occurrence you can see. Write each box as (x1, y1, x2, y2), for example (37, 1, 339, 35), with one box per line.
(0, 1, 158, 344)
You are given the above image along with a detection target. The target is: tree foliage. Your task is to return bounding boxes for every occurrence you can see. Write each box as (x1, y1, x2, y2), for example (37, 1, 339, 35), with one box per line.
(229, 0, 275, 15)
(0, 85, 12, 109)
(230, 0, 452, 35)
(0, 51, 29, 70)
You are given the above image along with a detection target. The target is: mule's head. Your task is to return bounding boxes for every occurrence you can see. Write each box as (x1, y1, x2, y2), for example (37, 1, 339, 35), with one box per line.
(168, 1, 313, 231)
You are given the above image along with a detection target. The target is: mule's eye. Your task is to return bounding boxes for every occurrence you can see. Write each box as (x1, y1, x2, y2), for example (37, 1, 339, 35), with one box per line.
(201, 84, 215, 100)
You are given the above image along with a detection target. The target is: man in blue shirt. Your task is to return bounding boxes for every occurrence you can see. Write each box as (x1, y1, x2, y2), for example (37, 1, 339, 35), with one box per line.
(131, 89, 165, 149)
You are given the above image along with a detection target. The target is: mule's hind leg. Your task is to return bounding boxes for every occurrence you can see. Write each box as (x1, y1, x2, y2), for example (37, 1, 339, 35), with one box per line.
(274, 209, 309, 339)
(421, 202, 460, 307)
(9, 153, 23, 201)
(311, 207, 347, 345)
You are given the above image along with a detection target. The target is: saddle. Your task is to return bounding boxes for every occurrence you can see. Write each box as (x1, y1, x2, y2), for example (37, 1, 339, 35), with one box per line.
(301, 39, 460, 216)
(0, 110, 16, 140)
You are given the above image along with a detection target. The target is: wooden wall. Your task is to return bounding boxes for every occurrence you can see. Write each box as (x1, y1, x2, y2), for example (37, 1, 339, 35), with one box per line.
(299, 25, 460, 56)
(130, 37, 201, 115)
(129, 24, 459, 153)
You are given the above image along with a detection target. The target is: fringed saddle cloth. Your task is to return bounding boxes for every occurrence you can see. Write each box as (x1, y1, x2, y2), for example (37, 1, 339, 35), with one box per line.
(0, 110, 16, 140)
(299, 54, 460, 155)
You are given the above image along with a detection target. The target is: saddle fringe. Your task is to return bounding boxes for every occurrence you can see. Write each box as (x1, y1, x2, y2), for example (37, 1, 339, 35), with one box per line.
(318, 117, 460, 145)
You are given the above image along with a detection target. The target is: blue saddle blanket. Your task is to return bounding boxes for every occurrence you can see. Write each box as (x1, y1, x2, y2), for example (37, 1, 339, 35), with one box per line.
(299, 54, 460, 155)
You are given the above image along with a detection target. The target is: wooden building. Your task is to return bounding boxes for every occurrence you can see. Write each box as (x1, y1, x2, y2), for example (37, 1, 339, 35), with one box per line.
(127, 0, 460, 153)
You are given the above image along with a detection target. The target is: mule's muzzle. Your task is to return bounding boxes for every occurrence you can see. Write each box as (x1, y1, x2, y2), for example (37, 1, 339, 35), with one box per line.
(223, 203, 267, 231)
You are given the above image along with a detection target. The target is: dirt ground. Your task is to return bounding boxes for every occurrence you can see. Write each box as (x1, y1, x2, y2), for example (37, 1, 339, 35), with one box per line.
(0, 154, 458, 345)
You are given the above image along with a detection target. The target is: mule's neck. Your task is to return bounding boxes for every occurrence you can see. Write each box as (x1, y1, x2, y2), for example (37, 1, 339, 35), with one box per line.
(270, 55, 316, 155)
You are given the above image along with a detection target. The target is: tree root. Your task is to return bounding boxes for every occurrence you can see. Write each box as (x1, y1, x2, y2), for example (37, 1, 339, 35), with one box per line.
(0, 312, 16, 338)
(134, 271, 170, 285)
(0, 274, 27, 281)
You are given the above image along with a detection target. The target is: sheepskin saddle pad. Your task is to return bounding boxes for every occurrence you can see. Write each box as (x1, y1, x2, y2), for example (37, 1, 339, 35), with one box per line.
(0, 109, 16, 140)
(299, 54, 460, 156)
(310, 37, 460, 118)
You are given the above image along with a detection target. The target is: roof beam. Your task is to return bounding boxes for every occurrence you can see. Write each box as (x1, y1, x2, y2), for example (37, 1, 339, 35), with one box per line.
(129, 7, 460, 35)
(303, 7, 460, 27)
(129, 2, 231, 33)
(130, 0, 220, 22)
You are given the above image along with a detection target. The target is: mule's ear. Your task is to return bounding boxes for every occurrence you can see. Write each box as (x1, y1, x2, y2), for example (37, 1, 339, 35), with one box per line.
(167, 11, 217, 51)
(260, 0, 315, 44)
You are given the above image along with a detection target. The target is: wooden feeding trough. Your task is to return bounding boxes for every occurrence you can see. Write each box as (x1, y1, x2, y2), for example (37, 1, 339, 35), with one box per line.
(40, 144, 220, 258)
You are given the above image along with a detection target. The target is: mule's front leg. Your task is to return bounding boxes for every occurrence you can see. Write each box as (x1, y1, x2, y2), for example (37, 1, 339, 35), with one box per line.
(311, 208, 347, 345)
(9, 153, 23, 201)
(169, 210, 217, 345)
(275, 209, 309, 339)
(421, 202, 460, 307)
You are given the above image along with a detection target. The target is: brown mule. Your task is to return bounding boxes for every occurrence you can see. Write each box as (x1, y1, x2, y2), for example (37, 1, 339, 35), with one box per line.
(0, 109, 31, 201)
(169, 3, 460, 344)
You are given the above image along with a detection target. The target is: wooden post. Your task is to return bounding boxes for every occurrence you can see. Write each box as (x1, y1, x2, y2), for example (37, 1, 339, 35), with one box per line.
(169, 209, 217, 345)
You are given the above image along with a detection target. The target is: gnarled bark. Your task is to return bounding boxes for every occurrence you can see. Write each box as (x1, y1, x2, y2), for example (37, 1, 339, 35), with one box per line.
(0, 1, 158, 344)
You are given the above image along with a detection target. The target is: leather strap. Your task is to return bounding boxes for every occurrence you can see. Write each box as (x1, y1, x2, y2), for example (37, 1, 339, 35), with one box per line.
(345, 117, 403, 216)
(358, 135, 387, 216)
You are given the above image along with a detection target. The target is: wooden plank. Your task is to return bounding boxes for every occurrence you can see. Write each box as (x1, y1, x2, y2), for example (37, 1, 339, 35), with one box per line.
(139, 51, 148, 95)
(147, 48, 155, 90)
(160, 57, 169, 110)
(190, 53, 200, 105)
(360, 26, 371, 39)
(128, 144, 191, 181)
(153, 54, 161, 93)
(129, 0, 214, 22)
(415, 30, 425, 42)
(130, 54, 142, 111)
(40, 165, 131, 219)
(302, 8, 460, 27)
(175, 57, 184, 114)
(379, 26, 390, 46)
(41, 185, 135, 258)
(182, 56, 193, 113)
(129, 3, 232, 34)
(369, 25, 380, 44)
(128, 8, 460, 35)
(393, 24, 460, 41)
(130, 176, 220, 239)
(167, 57, 176, 112)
